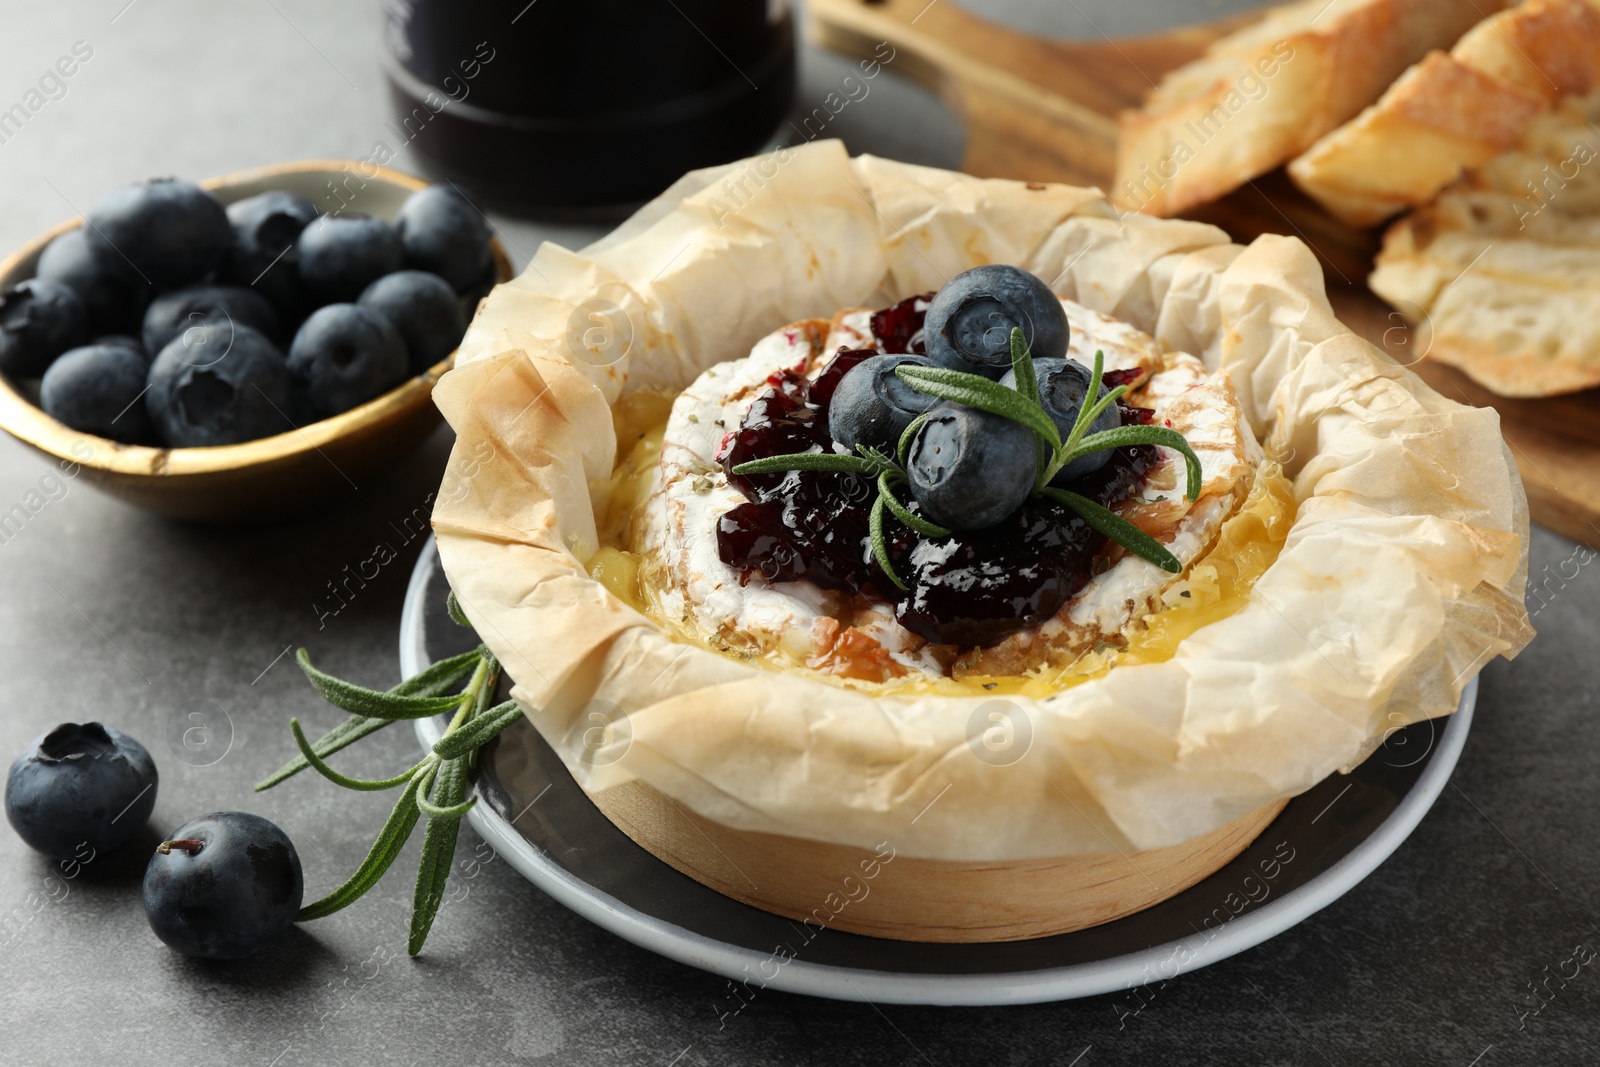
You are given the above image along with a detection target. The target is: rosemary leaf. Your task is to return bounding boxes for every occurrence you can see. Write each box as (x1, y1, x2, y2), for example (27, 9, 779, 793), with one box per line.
(731, 453, 875, 476)
(433, 700, 524, 761)
(854, 444, 899, 476)
(255, 648, 480, 792)
(868, 495, 909, 592)
(446, 590, 471, 628)
(896, 411, 931, 467)
(877, 472, 951, 538)
(409, 756, 471, 956)
(255, 714, 390, 792)
(296, 772, 425, 922)
(896, 366, 1062, 452)
(472, 649, 500, 714)
(392, 647, 483, 698)
(296, 649, 466, 721)
(1067, 425, 1204, 501)
(1009, 328, 1040, 407)
(415, 784, 477, 820)
(1010, 328, 1052, 489)
(1076, 383, 1129, 440)
(287, 717, 434, 791)
(411, 754, 476, 818)
(1042, 488, 1182, 573)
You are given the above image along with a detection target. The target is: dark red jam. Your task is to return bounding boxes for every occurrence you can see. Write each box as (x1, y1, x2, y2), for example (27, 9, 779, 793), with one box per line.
(870, 292, 934, 354)
(714, 297, 1156, 649)
(893, 448, 1156, 647)
(717, 375, 877, 592)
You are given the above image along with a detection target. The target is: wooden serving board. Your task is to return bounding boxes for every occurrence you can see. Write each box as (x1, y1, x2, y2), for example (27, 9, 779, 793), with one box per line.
(809, 0, 1600, 548)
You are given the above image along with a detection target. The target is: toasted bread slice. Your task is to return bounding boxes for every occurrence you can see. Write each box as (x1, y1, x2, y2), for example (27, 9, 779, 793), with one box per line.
(1370, 92, 1600, 397)
(1290, 0, 1600, 227)
(1114, 0, 1503, 217)
(1452, 0, 1600, 99)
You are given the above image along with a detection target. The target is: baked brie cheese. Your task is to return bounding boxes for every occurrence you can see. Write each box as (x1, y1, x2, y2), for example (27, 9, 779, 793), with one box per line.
(591, 270, 1287, 691)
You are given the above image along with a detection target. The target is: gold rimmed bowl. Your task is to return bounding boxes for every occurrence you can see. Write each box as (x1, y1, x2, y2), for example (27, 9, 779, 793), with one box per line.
(0, 161, 513, 522)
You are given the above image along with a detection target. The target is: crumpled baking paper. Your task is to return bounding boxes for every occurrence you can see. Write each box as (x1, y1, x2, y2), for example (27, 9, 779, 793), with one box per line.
(429, 140, 1533, 860)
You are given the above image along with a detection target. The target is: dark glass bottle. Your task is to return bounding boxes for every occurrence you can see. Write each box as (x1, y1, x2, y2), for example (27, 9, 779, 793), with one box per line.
(381, 0, 796, 218)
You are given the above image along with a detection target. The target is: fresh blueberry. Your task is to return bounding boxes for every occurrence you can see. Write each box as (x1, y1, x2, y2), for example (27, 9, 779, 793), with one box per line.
(827, 354, 940, 455)
(220, 191, 320, 321)
(0, 279, 90, 378)
(1000, 356, 1121, 483)
(143, 812, 302, 960)
(458, 256, 499, 307)
(287, 304, 408, 418)
(358, 270, 465, 374)
(146, 322, 292, 446)
(35, 228, 152, 335)
(83, 179, 231, 289)
(142, 284, 281, 356)
(297, 214, 403, 304)
(40, 343, 156, 443)
(395, 185, 494, 293)
(923, 265, 1068, 378)
(906, 404, 1037, 530)
(95, 334, 149, 360)
(5, 722, 158, 859)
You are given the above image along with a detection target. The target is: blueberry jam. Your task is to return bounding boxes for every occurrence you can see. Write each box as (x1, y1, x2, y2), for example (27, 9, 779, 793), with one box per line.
(894, 449, 1155, 647)
(715, 297, 1157, 649)
(870, 292, 933, 354)
(717, 375, 877, 592)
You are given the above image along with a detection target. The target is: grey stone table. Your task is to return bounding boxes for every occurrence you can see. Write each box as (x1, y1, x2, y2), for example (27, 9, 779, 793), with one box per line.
(0, 2, 1594, 1064)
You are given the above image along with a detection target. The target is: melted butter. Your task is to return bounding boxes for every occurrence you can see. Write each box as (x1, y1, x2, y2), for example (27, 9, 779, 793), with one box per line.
(590, 390, 675, 548)
(1039, 462, 1297, 691)
(590, 396, 1297, 698)
(587, 547, 646, 611)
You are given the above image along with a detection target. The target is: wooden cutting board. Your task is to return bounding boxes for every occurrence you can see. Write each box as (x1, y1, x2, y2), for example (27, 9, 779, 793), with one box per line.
(809, 0, 1600, 549)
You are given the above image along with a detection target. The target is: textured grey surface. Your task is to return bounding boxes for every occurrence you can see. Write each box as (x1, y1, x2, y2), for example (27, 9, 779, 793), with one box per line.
(0, 1, 1594, 1065)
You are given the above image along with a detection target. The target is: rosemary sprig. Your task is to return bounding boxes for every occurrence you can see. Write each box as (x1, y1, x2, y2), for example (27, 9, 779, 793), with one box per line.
(255, 595, 526, 956)
(731, 328, 1203, 586)
(867, 493, 905, 592)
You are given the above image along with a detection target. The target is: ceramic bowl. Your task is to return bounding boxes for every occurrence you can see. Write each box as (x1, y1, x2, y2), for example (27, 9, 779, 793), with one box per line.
(0, 160, 512, 521)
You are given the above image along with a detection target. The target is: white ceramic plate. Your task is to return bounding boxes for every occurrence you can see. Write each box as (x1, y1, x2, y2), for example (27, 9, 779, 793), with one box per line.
(405, 541, 1473, 1006)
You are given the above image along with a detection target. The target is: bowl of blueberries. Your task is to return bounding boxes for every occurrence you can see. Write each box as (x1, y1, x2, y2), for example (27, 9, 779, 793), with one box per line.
(0, 161, 511, 521)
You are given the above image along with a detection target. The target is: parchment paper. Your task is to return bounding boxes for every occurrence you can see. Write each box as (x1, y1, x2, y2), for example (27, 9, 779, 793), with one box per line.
(429, 141, 1532, 860)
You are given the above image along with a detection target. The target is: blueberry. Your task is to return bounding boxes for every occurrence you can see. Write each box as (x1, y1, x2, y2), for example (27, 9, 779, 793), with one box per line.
(0, 279, 89, 378)
(297, 214, 403, 304)
(358, 270, 465, 374)
(220, 191, 320, 321)
(923, 265, 1068, 378)
(395, 185, 494, 293)
(287, 304, 408, 418)
(83, 179, 231, 289)
(143, 812, 302, 960)
(146, 322, 292, 446)
(35, 228, 152, 335)
(5, 722, 158, 859)
(458, 256, 499, 307)
(827, 354, 940, 455)
(142, 284, 281, 356)
(1000, 356, 1121, 483)
(906, 404, 1037, 530)
(41, 343, 156, 443)
(94, 334, 149, 360)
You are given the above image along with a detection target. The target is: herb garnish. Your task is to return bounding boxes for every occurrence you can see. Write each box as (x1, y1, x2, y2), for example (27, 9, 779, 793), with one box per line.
(256, 592, 523, 955)
(732, 328, 1201, 589)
